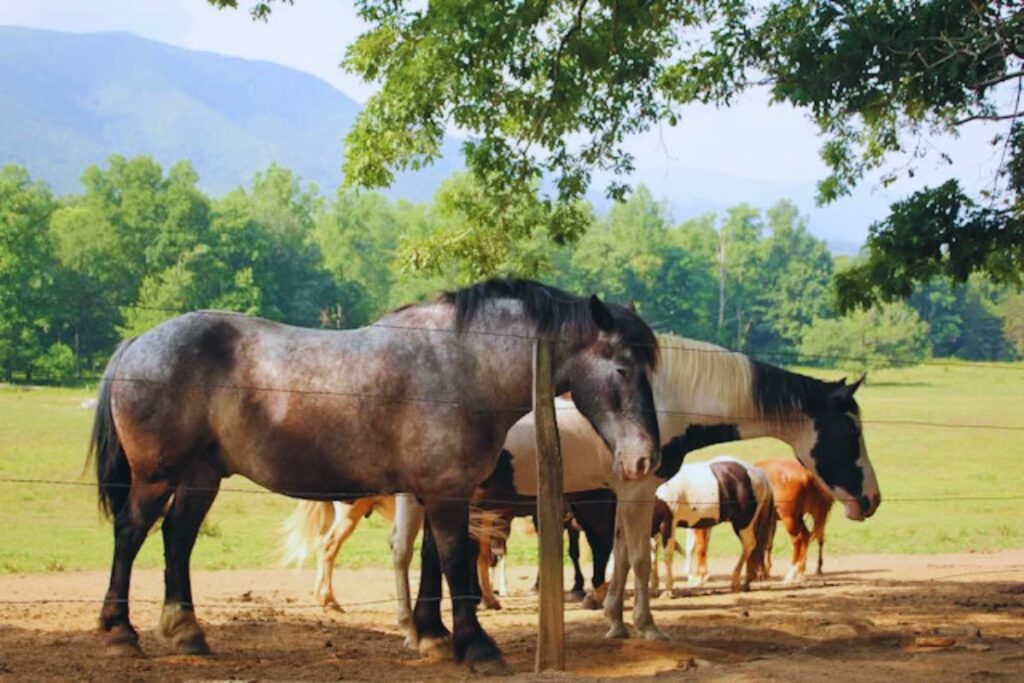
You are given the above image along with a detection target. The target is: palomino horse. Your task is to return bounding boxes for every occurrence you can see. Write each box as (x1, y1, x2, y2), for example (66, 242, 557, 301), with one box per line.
(283, 333, 882, 643)
(87, 278, 662, 670)
(281, 497, 397, 612)
(757, 458, 835, 583)
(651, 456, 775, 592)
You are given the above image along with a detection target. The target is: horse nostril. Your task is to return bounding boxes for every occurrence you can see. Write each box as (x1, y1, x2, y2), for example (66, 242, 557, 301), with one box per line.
(872, 492, 881, 510)
(637, 457, 650, 476)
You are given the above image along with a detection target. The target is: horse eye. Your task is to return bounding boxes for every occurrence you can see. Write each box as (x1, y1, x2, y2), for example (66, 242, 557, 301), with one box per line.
(615, 367, 629, 378)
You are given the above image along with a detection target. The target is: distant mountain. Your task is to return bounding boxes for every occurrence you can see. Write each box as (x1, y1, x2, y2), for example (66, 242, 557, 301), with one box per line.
(0, 26, 459, 199)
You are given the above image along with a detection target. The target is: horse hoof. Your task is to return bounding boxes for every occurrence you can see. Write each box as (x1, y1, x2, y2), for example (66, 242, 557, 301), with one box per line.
(469, 657, 514, 676)
(157, 603, 211, 655)
(483, 599, 503, 611)
(641, 625, 669, 641)
(323, 603, 346, 614)
(461, 632, 506, 673)
(403, 634, 419, 651)
(581, 593, 603, 610)
(418, 635, 454, 660)
(566, 589, 586, 603)
(604, 623, 629, 639)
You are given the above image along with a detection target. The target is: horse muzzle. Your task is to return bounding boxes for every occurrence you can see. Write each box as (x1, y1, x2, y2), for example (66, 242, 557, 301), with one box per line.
(612, 449, 659, 481)
(843, 491, 881, 521)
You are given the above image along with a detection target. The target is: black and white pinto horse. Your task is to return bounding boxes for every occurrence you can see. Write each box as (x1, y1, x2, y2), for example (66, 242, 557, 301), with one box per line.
(87, 278, 662, 671)
(650, 456, 775, 593)
(284, 333, 881, 642)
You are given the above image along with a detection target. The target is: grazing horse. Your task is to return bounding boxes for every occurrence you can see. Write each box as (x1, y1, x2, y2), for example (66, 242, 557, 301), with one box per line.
(756, 458, 835, 583)
(87, 278, 662, 670)
(651, 457, 775, 592)
(282, 334, 881, 643)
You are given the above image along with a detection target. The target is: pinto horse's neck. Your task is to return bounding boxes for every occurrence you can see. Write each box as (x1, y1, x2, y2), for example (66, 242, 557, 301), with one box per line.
(652, 334, 811, 479)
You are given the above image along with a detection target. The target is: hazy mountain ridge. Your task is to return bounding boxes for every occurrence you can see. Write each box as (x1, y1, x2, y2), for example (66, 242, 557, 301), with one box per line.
(0, 25, 457, 199)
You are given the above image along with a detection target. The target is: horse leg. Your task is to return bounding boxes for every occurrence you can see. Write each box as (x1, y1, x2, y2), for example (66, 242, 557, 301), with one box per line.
(392, 494, 423, 650)
(576, 495, 615, 610)
(158, 464, 220, 654)
(412, 514, 450, 659)
(602, 507, 630, 639)
(812, 507, 828, 576)
(619, 493, 665, 640)
(424, 499, 503, 671)
(664, 529, 676, 593)
(477, 532, 501, 610)
(692, 528, 711, 586)
(649, 538, 661, 596)
(317, 499, 372, 612)
(731, 521, 756, 592)
(101, 480, 173, 657)
(496, 554, 508, 597)
(782, 514, 810, 584)
(683, 529, 698, 587)
(567, 524, 586, 601)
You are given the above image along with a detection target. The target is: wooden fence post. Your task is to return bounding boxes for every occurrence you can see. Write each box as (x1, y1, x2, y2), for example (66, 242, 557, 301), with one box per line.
(533, 337, 565, 672)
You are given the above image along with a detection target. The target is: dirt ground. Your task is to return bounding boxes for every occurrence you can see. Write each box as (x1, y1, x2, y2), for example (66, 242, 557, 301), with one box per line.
(1, 550, 1022, 682)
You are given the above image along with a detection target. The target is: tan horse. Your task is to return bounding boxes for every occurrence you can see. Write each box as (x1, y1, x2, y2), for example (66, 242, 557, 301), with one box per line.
(756, 459, 834, 583)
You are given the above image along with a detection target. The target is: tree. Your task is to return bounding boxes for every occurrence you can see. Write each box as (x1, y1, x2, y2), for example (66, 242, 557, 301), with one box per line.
(799, 302, 931, 373)
(0, 165, 59, 380)
(211, 0, 1024, 306)
(560, 185, 718, 337)
(747, 200, 834, 355)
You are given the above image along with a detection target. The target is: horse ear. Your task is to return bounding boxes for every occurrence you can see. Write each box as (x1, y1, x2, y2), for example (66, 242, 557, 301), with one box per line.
(835, 376, 847, 387)
(589, 295, 615, 332)
(849, 374, 866, 394)
(625, 300, 638, 313)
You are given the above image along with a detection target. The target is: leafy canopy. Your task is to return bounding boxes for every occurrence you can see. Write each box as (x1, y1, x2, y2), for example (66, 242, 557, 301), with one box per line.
(211, 0, 1023, 309)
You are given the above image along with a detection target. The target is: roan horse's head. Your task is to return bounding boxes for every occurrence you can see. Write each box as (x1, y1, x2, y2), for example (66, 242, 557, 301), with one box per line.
(555, 296, 662, 481)
(791, 376, 881, 521)
(446, 278, 661, 482)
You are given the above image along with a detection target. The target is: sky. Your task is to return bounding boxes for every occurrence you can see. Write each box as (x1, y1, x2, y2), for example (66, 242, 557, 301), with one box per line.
(0, 0, 1012, 246)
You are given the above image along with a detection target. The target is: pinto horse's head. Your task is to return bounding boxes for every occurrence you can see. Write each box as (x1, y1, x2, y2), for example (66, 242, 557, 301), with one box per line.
(793, 376, 881, 521)
(556, 296, 661, 481)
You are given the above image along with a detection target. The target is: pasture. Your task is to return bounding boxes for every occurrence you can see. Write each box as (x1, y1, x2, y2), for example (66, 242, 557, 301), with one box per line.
(1, 360, 1021, 574)
(1, 359, 1023, 680)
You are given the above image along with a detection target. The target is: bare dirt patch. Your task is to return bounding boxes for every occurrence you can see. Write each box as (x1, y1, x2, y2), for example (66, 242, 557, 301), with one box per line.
(1, 551, 1022, 681)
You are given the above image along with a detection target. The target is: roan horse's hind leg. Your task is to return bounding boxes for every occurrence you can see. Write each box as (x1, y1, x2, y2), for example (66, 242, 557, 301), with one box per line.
(157, 463, 220, 654)
(101, 481, 174, 657)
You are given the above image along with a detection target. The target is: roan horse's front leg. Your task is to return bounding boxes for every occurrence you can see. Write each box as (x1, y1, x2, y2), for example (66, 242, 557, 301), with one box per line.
(416, 499, 505, 673)
(618, 483, 666, 640)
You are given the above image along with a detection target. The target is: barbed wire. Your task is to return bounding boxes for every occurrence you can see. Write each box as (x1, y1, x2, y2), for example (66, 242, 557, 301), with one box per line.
(4, 371, 1022, 430)
(1, 477, 1022, 507)
(21, 300, 1024, 372)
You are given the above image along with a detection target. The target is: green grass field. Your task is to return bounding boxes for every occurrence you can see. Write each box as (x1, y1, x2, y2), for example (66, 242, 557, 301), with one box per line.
(1, 361, 1021, 574)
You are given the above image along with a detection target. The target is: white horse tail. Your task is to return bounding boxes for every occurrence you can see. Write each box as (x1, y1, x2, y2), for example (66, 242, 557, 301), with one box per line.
(280, 500, 337, 567)
(468, 506, 510, 545)
(750, 487, 777, 581)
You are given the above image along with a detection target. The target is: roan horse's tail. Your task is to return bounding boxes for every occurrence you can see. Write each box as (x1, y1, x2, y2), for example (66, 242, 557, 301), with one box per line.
(88, 339, 135, 519)
(280, 501, 338, 567)
(749, 487, 777, 581)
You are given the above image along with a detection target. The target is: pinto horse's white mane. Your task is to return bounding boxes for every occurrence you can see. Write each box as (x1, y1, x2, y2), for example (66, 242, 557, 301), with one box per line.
(652, 334, 758, 419)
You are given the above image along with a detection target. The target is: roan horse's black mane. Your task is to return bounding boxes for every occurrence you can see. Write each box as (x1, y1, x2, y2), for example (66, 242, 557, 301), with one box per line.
(439, 278, 659, 368)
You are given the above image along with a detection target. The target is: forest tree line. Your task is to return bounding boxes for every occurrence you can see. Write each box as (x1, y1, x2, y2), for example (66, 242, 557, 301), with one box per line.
(1, 155, 1021, 383)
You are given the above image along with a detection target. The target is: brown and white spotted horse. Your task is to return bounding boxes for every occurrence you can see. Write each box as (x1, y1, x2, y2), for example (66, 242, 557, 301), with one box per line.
(87, 278, 661, 671)
(651, 456, 775, 592)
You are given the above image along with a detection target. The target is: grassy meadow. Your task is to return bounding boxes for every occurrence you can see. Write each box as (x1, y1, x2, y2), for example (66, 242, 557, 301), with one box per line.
(1, 360, 1022, 574)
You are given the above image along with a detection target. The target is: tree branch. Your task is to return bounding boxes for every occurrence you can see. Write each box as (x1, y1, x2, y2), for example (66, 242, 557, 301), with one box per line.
(953, 110, 1024, 125)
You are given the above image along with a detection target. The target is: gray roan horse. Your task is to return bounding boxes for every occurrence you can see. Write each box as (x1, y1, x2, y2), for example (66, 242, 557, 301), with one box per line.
(87, 278, 661, 670)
